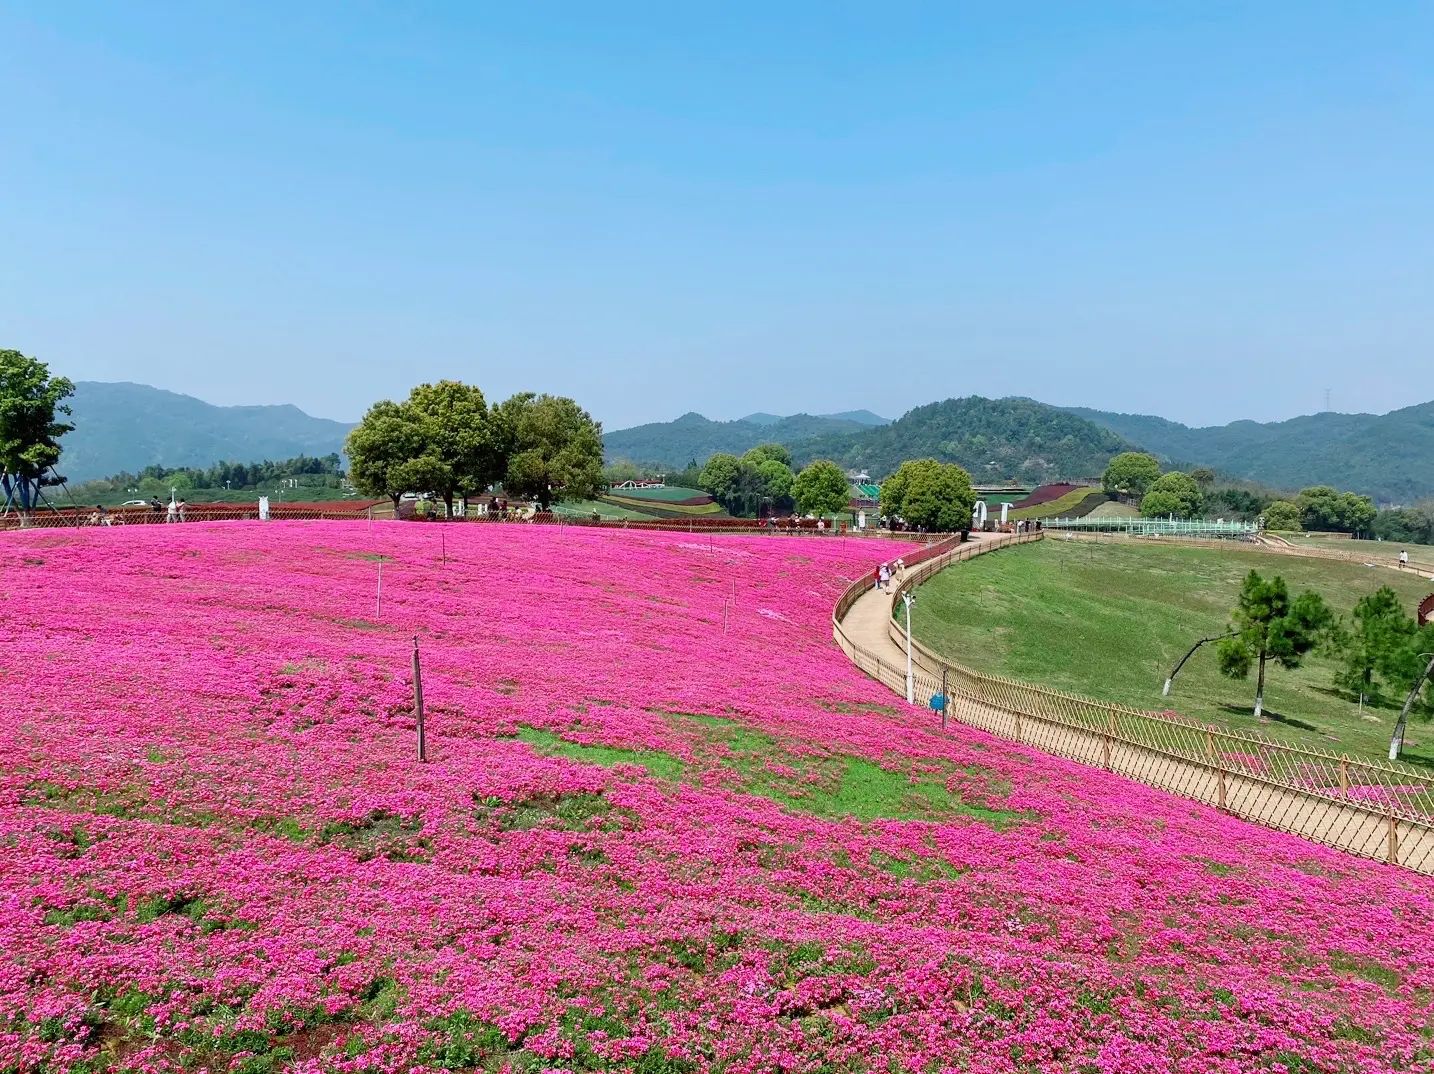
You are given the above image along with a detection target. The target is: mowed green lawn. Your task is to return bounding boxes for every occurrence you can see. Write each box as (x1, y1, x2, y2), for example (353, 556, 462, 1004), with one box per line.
(909, 538, 1434, 767)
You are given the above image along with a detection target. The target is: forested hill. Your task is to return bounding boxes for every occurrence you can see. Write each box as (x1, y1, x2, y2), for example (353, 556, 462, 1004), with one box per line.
(59, 382, 354, 483)
(792, 398, 1134, 483)
(1066, 402, 1434, 503)
(605, 397, 1135, 483)
(601, 411, 878, 468)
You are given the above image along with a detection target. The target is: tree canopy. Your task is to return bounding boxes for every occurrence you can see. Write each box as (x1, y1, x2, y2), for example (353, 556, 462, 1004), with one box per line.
(1102, 452, 1162, 500)
(1140, 471, 1203, 518)
(1217, 571, 1332, 718)
(792, 460, 850, 517)
(699, 451, 795, 517)
(741, 443, 792, 469)
(346, 381, 601, 513)
(1332, 587, 1415, 706)
(1295, 486, 1376, 535)
(0, 349, 74, 511)
(498, 394, 604, 510)
(1262, 500, 1302, 531)
(879, 458, 975, 532)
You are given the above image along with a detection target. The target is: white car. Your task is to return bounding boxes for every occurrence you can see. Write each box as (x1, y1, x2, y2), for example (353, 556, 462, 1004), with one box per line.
(119, 500, 150, 507)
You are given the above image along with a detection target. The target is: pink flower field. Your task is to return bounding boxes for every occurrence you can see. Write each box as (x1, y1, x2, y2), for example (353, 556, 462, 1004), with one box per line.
(3, 522, 1432, 1074)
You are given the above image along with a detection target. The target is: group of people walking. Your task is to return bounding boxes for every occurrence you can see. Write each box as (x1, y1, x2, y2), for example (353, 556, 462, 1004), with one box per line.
(874, 558, 906, 591)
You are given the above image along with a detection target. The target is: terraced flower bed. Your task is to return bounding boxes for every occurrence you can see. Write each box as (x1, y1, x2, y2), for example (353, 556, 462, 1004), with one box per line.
(3, 523, 1432, 1073)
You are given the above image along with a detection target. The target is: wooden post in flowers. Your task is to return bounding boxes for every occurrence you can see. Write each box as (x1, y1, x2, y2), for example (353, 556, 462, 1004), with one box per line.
(413, 635, 427, 763)
(375, 561, 383, 619)
(1386, 813, 1398, 865)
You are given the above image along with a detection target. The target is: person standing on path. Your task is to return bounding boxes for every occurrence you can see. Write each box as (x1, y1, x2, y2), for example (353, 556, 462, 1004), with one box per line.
(166, 498, 178, 524)
(1399, 549, 1409, 569)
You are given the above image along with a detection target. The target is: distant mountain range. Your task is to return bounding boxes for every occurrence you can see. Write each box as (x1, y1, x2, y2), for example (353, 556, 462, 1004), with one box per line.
(50, 381, 1434, 503)
(601, 411, 889, 467)
(606, 397, 1434, 503)
(58, 382, 353, 483)
(1064, 402, 1434, 504)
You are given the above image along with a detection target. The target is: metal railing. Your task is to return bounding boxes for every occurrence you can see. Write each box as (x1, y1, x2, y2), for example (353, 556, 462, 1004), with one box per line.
(833, 532, 1434, 873)
(1044, 516, 1261, 538)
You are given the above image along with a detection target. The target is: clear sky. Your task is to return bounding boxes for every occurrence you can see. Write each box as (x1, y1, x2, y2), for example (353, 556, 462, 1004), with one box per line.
(3, 3, 1430, 430)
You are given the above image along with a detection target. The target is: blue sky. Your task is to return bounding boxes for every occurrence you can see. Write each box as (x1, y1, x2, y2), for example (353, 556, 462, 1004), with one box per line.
(3, 3, 1430, 430)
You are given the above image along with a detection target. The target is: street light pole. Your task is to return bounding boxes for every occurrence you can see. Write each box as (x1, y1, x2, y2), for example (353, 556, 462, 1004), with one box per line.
(902, 591, 916, 704)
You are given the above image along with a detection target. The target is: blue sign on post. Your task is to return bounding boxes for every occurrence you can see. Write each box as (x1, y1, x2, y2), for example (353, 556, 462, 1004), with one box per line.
(929, 693, 946, 712)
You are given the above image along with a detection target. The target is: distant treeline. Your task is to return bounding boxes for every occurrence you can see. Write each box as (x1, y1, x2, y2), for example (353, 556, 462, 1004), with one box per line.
(71, 454, 345, 498)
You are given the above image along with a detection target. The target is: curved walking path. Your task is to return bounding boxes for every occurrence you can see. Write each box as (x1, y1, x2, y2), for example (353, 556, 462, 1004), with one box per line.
(834, 532, 1434, 874)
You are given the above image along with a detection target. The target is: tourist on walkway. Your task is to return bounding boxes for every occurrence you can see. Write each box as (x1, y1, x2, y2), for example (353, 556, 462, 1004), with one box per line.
(878, 563, 891, 591)
(177, 499, 188, 522)
(1399, 549, 1409, 569)
(166, 499, 178, 523)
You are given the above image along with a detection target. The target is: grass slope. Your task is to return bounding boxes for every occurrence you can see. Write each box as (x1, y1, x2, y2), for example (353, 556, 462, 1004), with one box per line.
(909, 538, 1434, 766)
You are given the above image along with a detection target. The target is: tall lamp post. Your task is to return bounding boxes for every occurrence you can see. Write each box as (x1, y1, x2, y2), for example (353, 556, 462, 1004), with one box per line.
(901, 591, 916, 704)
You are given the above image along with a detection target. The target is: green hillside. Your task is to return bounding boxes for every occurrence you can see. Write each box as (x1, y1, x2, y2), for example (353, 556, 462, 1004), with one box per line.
(1066, 401, 1434, 504)
(60, 381, 353, 483)
(792, 397, 1134, 483)
(911, 538, 1434, 764)
(607, 397, 1134, 484)
(602, 411, 873, 467)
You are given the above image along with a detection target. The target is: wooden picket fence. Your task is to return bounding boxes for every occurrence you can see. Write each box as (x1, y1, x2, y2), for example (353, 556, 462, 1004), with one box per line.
(833, 532, 1434, 873)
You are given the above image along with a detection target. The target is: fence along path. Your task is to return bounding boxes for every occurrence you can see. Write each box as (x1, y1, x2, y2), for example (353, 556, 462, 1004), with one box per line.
(833, 531, 1434, 873)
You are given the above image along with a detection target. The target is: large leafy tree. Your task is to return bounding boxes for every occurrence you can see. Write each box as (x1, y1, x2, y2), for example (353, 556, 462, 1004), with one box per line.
(0, 349, 75, 512)
(754, 458, 794, 513)
(880, 458, 975, 531)
(792, 460, 850, 517)
(497, 393, 604, 510)
(345, 400, 428, 509)
(1102, 452, 1162, 500)
(699, 453, 741, 502)
(1333, 587, 1415, 706)
(1296, 486, 1376, 535)
(406, 381, 503, 515)
(1140, 471, 1203, 518)
(1217, 571, 1333, 718)
(1262, 500, 1302, 531)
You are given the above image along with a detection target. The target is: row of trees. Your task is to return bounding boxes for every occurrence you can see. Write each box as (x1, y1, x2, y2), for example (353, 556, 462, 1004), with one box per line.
(1262, 486, 1378, 534)
(73, 454, 345, 499)
(1214, 570, 1433, 724)
(1102, 452, 1208, 518)
(698, 446, 980, 530)
(698, 445, 800, 516)
(1102, 451, 1386, 533)
(346, 382, 604, 513)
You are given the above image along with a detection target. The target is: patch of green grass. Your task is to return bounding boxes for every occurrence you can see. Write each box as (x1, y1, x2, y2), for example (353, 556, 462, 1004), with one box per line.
(909, 539, 1434, 764)
(477, 790, 633, 833)
(688, 718, 1020, 827)
(1329, 950, 1401, 991)
(517, 727, 686, 782)
(517, 715, 1019, 828)
(317, 810, 428, 862)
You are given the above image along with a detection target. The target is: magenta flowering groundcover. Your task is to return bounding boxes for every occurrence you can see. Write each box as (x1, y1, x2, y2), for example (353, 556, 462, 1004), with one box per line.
(1, 523, 1431, 1074)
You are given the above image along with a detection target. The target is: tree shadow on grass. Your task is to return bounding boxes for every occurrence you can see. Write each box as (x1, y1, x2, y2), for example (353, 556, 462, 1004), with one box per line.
(1216, 705, 1321, 734)
(1397, 750, 1434, 772)
(1309, 685, 1400, 711)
